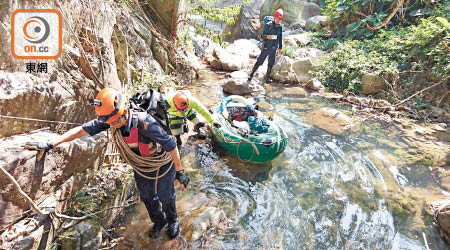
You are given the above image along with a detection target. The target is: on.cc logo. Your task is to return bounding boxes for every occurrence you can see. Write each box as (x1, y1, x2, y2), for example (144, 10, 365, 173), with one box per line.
(11, 9, 62, 59)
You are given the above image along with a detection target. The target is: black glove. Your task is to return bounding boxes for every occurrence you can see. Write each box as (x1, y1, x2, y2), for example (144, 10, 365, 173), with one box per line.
(23, 142, 54, 161)
(213, 122, 221, 128)
(175, 170, 190, 188)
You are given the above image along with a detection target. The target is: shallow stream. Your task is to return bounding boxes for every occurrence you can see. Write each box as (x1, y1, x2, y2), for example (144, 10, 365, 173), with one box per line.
(115, 69, 447, 249)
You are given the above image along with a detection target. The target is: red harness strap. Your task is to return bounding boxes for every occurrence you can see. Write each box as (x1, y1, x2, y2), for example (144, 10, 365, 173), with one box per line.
(122, 127, 154, 157)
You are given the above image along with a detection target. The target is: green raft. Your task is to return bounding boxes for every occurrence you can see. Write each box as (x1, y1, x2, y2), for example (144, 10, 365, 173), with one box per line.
(210, 96, 288, 162)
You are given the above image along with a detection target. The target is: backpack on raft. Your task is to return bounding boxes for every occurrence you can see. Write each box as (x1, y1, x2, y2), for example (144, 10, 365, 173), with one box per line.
(248, 116, 270, 133)
(128, 89, 172, 134)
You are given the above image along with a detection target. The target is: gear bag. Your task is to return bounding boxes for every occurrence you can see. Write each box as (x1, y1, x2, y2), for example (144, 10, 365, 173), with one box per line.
(128, 89, 171, 134)
(258, 16, 274, 49)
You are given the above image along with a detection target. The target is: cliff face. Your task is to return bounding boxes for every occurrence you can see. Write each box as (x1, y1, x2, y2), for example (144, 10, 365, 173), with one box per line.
(0, 0, 190, 248)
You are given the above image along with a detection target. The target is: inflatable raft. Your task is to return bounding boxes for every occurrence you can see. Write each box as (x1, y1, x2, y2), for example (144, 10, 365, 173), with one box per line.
(211, 96, 288, 162)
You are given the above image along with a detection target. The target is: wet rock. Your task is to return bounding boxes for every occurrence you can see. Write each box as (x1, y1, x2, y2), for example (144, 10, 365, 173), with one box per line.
(191, 207, 225, 241)
(0, 130, 107, 228)
(178, 193, 227, 242)
(415, 127, 426, 135)
(306, 108, 354, 134)
(60, 220, 101, 250)
(432, 123, 447, 132)
(260, 0, 320, 25)
(256, 101, 274, 111)
(361, 73, 386, 95)
(431, 200, 450, 243)
(222, 78, 252, 95)
(305, 78, 323, 91)
(282, 87, 308, 96)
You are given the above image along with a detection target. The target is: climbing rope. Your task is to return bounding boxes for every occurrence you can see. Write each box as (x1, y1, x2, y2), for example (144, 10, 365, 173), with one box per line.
(0, 115, 82, 126)
(111, 128, 173, 181)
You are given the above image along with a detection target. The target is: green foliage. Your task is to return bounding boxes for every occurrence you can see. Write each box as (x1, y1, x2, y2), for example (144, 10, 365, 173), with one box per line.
(312, 40, 398, 92)
(177, 26, 192, 48)
(281, 45, 295, 58)
(190, 4, 242, 25)
(312, 15, 449, 93)
(322, 0, 442, 39)
(371, 16, 450, 78)
(131, 73, 176, 95)
(191, 21, 228, 47)
(310, 33, 344, 51)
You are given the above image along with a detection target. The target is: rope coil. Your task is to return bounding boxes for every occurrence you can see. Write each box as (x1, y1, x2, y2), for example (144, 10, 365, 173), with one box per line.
(111, 128, 173, 180)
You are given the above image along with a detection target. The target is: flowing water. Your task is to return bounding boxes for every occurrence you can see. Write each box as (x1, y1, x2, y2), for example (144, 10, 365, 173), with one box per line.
(115, 70, 447, 249)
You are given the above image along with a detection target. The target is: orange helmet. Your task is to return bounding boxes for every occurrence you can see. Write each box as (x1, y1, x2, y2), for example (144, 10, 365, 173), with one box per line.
(90, 88, 125, 123)
(173, 92, 189, 112)
(275, 9, 284, 19)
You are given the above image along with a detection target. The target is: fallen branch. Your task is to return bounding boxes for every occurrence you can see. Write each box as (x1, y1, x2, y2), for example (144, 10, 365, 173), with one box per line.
(361, 0, 405, 31)
(339, 76, 449, 111)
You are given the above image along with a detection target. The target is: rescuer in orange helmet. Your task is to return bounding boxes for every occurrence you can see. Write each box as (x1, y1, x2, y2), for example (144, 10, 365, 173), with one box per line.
(24, 88, 187, 239)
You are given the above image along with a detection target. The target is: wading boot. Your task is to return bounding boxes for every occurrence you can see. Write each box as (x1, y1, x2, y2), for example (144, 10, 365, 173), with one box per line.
(265, 66, 273, 84)
(248, 63, 260, 81)
(167, 218, 180, 239)
(148, 220, 167, 239)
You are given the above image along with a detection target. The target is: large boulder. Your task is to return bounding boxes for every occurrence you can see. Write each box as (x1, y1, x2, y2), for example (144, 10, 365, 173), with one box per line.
(222, 71, 265, 95)
(0, 71, 98, 138)
(223, 0, 265, 41)
(272, 56, 298, 84)
(292, 57, 314, 83)
(306, 108, 354, 134)
(305, 15, 330, 30)
(207, 47, 245, 71)
(361, 73, 387, 95)
(260, 0, 320, 25)
(226, 39, 261, 58)
(272, 48, 324, 84)
(145, 0, 187, 36)
(305, 78, 323, 91)
(0, 130, 107, 227)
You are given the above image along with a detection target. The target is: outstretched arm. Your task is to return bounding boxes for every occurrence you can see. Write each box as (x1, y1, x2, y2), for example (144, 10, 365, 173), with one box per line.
(189, 96, 215, 125)
(23, 126, 89, 161)
(51, 126, 88, 147)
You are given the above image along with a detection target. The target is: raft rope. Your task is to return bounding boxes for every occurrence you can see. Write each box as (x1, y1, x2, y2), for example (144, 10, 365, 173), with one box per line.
(0, 115, 82, 126)
(111, 128, 174, 193)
